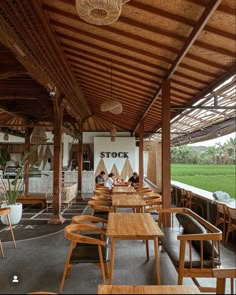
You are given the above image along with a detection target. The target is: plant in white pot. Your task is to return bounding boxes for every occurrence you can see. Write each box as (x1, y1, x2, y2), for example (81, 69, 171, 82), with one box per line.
(0, 140, 48, 225)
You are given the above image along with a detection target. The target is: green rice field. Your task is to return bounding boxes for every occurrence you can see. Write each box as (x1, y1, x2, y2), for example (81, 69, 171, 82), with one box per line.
(171, 164, 236, 199)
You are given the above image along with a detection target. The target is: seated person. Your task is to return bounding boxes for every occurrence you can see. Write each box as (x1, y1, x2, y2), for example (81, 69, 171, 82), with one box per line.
(104, 172, 115, 190)
(129, 172, 139, 187)
(95, 171, 106, 185)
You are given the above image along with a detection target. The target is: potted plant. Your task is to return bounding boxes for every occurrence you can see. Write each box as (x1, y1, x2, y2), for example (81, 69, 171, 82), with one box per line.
(0, 140, 48, 225)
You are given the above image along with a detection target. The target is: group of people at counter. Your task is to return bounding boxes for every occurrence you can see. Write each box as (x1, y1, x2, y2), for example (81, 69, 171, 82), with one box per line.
(95, 171, 139, 189)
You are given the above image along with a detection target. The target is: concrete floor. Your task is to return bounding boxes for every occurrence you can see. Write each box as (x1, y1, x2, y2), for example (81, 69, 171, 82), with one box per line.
(0, 211, 235, 294)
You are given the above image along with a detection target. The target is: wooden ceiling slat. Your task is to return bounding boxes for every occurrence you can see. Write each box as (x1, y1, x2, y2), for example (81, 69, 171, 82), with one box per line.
(129, 1, 235, 41)
(66, 54, 158, 85)
(43, 4, 180, 55)
(190, 0, 236, 16)
(81, 84, 149, 106)
(63, 46, 161, 79)
(175, 71, 209, 85)
(179, 62, 220, 78)
(82, 88, 147, 112)
(52, 21, 173, 65)
(80, 80, 149, 102)
(68, 58, 158, 89)
(73, 69, 155, 97)
(58, 33, 167, 73)
(171, 79, 202, 92)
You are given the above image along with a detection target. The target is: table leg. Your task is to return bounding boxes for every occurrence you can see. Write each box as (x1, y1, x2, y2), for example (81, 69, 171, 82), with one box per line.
(145, 240, 149, 260)
(153, 237, 161, 284)
(109, 239, 115, 284)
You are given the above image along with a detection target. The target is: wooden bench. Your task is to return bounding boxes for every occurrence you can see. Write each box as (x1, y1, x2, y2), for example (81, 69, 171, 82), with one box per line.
(17, 194, 46, 209)
(158, 207, 223, 293)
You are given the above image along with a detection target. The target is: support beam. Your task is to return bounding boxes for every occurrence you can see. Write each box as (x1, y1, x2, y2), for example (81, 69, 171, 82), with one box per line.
(24, 128, 33, 194)
(77, 132, 83, 199)
(48, 97, 65, 224)
(139, 120, 144, 188)
(162, 80, 171, 227)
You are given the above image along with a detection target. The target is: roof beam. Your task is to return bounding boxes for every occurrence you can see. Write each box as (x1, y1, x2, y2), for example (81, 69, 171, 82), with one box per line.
(133, 0, 223, 133)
(0, 70, 27, 80)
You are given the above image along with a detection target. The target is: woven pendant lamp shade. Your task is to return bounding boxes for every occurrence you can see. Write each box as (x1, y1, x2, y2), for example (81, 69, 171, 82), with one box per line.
(31, 127, 47, 144)
(76, 0, 129, 26)
(100, 99, 123, 114)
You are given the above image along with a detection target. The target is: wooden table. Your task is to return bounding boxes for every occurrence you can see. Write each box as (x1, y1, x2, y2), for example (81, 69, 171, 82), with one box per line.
(98, 284, 200, 294)
(112, 186, 136, 195)
(112, 194, 146, 212)
(106, 213, 164, 284)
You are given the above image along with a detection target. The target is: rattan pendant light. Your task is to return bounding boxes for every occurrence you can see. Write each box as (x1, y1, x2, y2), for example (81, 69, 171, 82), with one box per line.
(100, 63, 123, 115)
(76, 0, 129, 26)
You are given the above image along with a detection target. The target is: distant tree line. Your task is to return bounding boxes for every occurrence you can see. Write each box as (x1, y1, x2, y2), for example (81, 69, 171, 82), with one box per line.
(171, 137, 236, 164)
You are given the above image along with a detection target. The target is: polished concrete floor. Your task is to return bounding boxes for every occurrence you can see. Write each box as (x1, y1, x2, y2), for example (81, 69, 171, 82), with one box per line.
(0, 205, 235, 294)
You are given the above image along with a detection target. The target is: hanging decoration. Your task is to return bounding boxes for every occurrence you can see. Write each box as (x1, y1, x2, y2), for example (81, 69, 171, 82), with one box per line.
(100, 63, 123, 115)
(76, 0, 129, 26)
(110, 124, 116, 142)
(3, 133, 9, 141)
(31, 127, 47, 144)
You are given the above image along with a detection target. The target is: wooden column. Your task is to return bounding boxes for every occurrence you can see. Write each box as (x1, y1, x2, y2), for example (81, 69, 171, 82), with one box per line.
(24, 128, 32, 195)
(77, 132, 83, 199)
(48, 98, 65, 224)
(139, 119, 144, 187)
(162, 80, 171, 227)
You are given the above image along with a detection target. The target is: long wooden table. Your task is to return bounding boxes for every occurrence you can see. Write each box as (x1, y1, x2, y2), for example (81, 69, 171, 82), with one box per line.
(112, 186, 136, 195)
(112, 194, 146, 212)
(98, 284, 200, 294)
(106, 213, 164, 284)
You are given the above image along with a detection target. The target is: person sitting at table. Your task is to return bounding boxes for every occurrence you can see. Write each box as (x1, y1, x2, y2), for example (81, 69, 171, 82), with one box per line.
(129, 172, 139, 187)
(95, 171, 106, 186)
(104, 172, 115, 190)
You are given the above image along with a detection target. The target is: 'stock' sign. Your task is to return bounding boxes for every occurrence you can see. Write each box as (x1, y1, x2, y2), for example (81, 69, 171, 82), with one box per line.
(100, 152, 129, 158)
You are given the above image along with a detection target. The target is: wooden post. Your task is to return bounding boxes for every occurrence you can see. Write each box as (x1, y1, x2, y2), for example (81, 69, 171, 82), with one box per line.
(162, 80, 171, 227)
(24, 128, 33, 195)
(48, 98, 65, 224)
(139, 119, 144, 187)
(77, 132, 83, 199)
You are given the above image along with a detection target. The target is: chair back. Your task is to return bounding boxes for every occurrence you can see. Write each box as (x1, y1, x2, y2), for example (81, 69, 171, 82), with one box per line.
(64, 223, 106, 246)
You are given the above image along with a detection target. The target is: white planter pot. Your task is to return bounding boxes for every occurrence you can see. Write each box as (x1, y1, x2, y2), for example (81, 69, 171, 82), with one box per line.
(1, 203, 23, 225)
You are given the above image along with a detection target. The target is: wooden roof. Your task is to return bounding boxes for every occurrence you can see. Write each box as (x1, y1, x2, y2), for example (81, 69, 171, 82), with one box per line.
(0, 0, 235, 144)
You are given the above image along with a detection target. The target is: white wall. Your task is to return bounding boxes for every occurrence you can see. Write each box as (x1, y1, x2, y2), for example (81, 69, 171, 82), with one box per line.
(83, 132, 131, 144)
(94, 137, 136, 175)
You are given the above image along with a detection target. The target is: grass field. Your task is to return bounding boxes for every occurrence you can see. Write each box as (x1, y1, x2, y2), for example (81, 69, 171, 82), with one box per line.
(171, 164, 236, 199)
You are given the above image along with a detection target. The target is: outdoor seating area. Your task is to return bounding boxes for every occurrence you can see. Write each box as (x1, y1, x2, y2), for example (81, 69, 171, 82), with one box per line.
(0, 193, 236, 294)
(0, 0, 235, 294)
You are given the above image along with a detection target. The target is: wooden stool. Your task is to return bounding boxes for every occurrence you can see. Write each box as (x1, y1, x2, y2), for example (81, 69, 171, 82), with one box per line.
(0, 207, 16, 258)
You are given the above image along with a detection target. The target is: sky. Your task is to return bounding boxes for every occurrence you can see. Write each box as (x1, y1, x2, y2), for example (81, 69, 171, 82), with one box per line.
(189, 132, 236, 147)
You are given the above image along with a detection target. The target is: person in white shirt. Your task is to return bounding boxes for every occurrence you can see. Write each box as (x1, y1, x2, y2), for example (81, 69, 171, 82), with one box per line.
(104, 172, 115, 190)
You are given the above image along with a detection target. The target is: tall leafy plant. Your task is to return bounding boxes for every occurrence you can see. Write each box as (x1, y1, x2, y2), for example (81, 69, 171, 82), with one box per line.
(0, 139, 48, 205)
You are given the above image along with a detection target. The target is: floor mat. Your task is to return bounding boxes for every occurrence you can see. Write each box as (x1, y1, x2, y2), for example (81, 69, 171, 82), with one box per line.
(0, 200, 88, 242)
